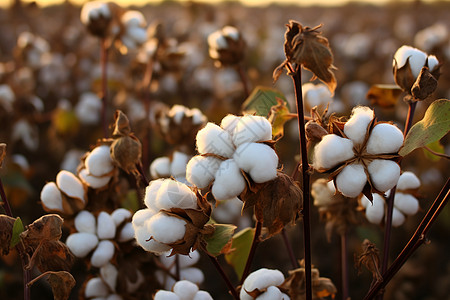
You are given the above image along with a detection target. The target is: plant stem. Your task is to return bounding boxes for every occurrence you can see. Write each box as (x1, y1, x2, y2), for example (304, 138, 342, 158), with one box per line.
(175, 254, 180, 280)
(289, 63, 312, 300)
(207, 254, 239, 300)
(340, 232, 349, 300)
(282, 228, 299, 269)
(236, 64, 250, 98)
(136, 163, 149, 186)
(364, 178, 450, 300)
(423, 146, 450, 159)
(240, 220, 262, 285)
(141, 58, 155, 171)
(100, 38, 109, 138)
(404, 101, 417, 136)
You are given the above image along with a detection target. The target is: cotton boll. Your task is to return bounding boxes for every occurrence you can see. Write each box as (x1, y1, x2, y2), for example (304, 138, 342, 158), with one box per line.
(134, 225, 171, 254)
(233, 143, 278, 183)
(394, 193, 419, 216)
(155, 180, 198, 210)
(344, 106, 374, 144)
(189, 108, 207, 125)
(256, 286, 283, 300)
(220, 114, 240, 135)
(363, 194, 385, 225)
(66, 232, 99, 257)
(85, 145, 114, 177)
(97, 212, 116, 240)
(144, 179, 165, 210)
(368, 160, 401, 192)
(427, 55, 439, 72)
(160, 251, 200, 269)
(366, 123, 404, 154)
(168, 105, 187, 125)
(173, 280, 199, 300)
(150, 157, 171, 179)
(40, 182, 63, 212)
(241, 268, 285, 300)
(100, 263, 118, 292)
(170, 152, 190, 179)
(179, 268, 204, 284)
(85, 277, 109, 298)
(393, 45, 427, 78)
(233, 115, 272, 147)
(79, 168, 111, 189)
(106, 295, 123, 300)
(391, 207, 406, 227)
(75, 92, 102, 125)
(56, 170, 85, 202)
(146, 212, 186, 244)
(111, 208, 132, 226)
(91, 240, 115, 268)
(155, 270, 177, 290)
(193, 291, 213, 300)
(336, 163, 367, 197)
(313, 134, 354, 169)
(196, 123, 234, 157)
(118, 223, 134, 242)
(75, 211, 96, 234)
(397, 171, 420, 190)
(186, 156, 221, 188)
(154, 291, 180, 300)
(132, 208, 156, 228)
(212, 159, 246, 200)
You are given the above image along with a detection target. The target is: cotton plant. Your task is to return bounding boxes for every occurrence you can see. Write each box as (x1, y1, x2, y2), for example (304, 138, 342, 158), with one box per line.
(414, 23, 448, 52)
(361, 171, 421, 227)
(150, 151, 191, 183)
(78, 144, 116, 190)
(154, 280, 213, 300)
(119, 10, 148, 51)
(240, 268, 290, 300)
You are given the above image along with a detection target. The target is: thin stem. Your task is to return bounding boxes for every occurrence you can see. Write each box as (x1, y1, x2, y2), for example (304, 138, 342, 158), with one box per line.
(404, 101, 417, 136)
(100, 38, 109, 138)
(364, 178, 450, 300)
(142, 58, 155, 171)
(240, 220, 262, 285)
(136, 163, 149, 186)
(423, 146, 450, 159)
(340, 232, 349, 300)
(175, 254, 180, 281)
(236, 64, 250, 99)
(289, 63, 312, 300)
(207, 254, 239, 300)
(282, 228, 299, 269)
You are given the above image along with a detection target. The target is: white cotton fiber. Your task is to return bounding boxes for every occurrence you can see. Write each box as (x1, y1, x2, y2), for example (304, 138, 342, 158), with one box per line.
(193, 291, 214, 300)
(155, 179, 198, 210)
(75, 92, 102, 125)
(84, 277, 109, 298)
(75, 210, 96, 234)
(170, 151, 190, 179)
(173, 280, 199, 300)
(233, 143, 278, 183)
(211, 159, 246, 200)
(312, 179, 334, 207)
(336, 163, 367, 197)
(313, 134, 354, 169)
(66, 232, 99, 257)
(368, 160, 401, 192)
(363, 194, 385, 225)
(91, 240, 115, 268)
(196, 123, 235, 158)
(150, 157, 171, 179)
(40, 182, 63, 212)
(233, 115, 273, 147)
(391, 207, 406, 227)
(240, 268, 285, 300)
(106, 294, 123, 300)
(220, 114, 240, 135)
(394, 193, 419, 216)
(144, 179, 165, 210)
(154, 291, 180, 300)
(111, 208, 132, 226)
(366, 123, 404, 154)
(146, 212, 186, 244)
(427, 55, 439, 72)
(79, 168, 111, 189)
(222, 26, 240, 40)
(208, 31, 228, 50)
(97, 212, 116, 240)
(179, 268, 205, 285)
(302, 83, 333, 109)
(344, 106, 374, 145)
(85, 145, 114, 177)
(256, 286, 283, 300)
(393, 45, 427, 78)
(397, 171, 421, 190)
(186, 156, 221, 188)
(56, 170, 85, 202)
(160, 250, 200, 269)
(132, 208, 156, 228)
(118, 222, 135, 242)
(100, 263, 118, 292)
(134, 225, 171, 254)
(80, 1, 111, 25)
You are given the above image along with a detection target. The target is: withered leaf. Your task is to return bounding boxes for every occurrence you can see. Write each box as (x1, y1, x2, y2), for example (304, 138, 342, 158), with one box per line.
(47, 271, 76, 300)
(366, 84, 402, 108)
(355, 239, 382, 282)
(20, 214, 63, 249)
(268, 97, 297, 138)
(411, 67, 438, 101)
(0, 143, 6, 168)
(112, 110, 131, 137)
(393, 57, 415, 93)
(0, 215, 16, 255)
(34, 241, 74, 273)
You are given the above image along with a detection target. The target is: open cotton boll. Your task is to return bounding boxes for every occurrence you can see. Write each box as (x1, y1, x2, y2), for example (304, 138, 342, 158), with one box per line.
(344, 106, 374, 144)
(302, 83, 333, 109)
(97, 212, 116, 240)
(193, 291, 213, 300)
(427, 55, 439, 72)
(312, 179, 335, 207)
(368, 160, 401, 192)
(213, 197, 243, 223)
(168, 105, 186, 125)
(196, 123, 235, 158)
(240, 268, 285, 300)
(121, 10, 146, 27)
(75, 92, 102, 125)
(366, 123, 404, 154)
(150, 157, 171, 179)
(186, 156, 221, 188)
(144, 179, 165, 210)
(208, 31, 228, 50)
(80, 1, 111, 25)
(220, 114, 240, 135)
(212, 159, 246, 200)
(173, 280, 199, 300)
(134, 225, 171, 254)
(118, 223, 134, 242)
(111, 208, 132, 226)
(132, 208, 156, 228)
(75, 211, 96, 234)
(56, 170, 85, 202)
(40, 182, 63, 212)
(160, 250, 200, 269)
(146, 212, 186, 244)
(85, 145, 114, 177)
(66, 232, 99, 257)
(232, 115, 273, 147)
(85, 277, 109, 298)
(100, 263, 118, 292)
(189, 108, 207, 125)
(79, 168, 111, 189)
(313, 134, 354, 169)
(397, 171, 420, 190)
(154, 291, 180, 300)
(363, 194, 385, 225)
(179, 268, 205, 285)
(170, 152, 190, 179)
(391, 207, 406, 227)
(394, 193, 419, 216)
(155, 180, 198, 210)
(336, 163, 367, 197)
(233, 143, 278, 183)
(91, 240, 115, 268)
(222, 26, 240, 40)
(393, 45, 427, 78)
(256, 286, 284, 300)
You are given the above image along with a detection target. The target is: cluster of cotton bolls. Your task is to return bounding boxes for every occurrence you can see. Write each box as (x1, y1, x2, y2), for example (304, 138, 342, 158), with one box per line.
(240, 268, 289, 300)
(154, 280, 213, 300)
(16, 31, 50, 69)
(78, 145, 115, 190)
(119, 10, 148, 50)
(186, 114, 278, 200)
(301, 82, 342, 112)
(150, 151, 191, 182)
(313, 106, 404, 198)
(66, 209, 134, 268)
(361, 171, 421, 227)
(155, 250, 204, 290)
(132, 179, 199, 254)
(207, 26, 241, 60)
(393, 45, 439, 79)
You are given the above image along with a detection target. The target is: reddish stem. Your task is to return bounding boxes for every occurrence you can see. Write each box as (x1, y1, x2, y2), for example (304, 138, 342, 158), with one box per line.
(240, 220, 262, 285)
(207, 254, 239, 300)
(341, 232, 349, 300)
(236, 64, 250, 99)
(282, 228, 299, 269)
(100, 38, 109, 138)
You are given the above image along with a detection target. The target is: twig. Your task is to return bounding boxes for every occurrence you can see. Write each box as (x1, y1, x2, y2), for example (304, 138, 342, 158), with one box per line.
(136, 163, 149, 186)
(424, 146, 450, 159)
(175, 254, 180, 281)
(206, 254, 239, 300)
(141, 58, 155, 171)
(340, 232, 349, 300)
(240, 220, 262, 285)
(100, 38, 109, 138)
(236, 64, 250, 99)
(282, 228, 299, 269)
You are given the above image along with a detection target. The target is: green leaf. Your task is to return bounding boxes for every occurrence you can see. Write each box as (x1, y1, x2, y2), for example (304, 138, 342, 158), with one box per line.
(204, 224, 236, 257)
(268, 98, 297, 137)
(399, 99, 450, 157)
(10, 217, 24, 248)
(121, 190, 140, 212)
(423, 140, 445, 161)
(242, 86, 288, 117)
(224, 227, 254, 279)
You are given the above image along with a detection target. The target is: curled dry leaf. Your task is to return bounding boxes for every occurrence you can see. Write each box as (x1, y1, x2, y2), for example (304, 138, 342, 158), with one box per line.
(366, 84, 402, 108)
(411, 67, 438, 101)
(0, 215, 16, 255)
(34, 240, 74, 273)
(268, 97, 297, 138)
(20, 214, 64, 248)
(0, 143, 6, 168)
(355, 239, 382, 283)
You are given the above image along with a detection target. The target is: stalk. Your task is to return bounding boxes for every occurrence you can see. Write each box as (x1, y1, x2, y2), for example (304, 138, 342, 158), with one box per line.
(100, 38, 109, 138)
(236, 63, 250, 98)
(141, 58, 155, 171)
(340, 232, 349, 300)
(282, 228, 299, 269)
(239, 220, 262, 285)
(206, 254, 239, 300)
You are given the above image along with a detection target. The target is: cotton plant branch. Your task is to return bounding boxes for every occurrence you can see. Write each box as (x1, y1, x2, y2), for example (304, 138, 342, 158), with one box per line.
(239, 220, 262, 286)
(100, 37, 109, 138)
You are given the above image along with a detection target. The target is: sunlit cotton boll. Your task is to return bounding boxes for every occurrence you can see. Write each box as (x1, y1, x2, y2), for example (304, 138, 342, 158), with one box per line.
(343, 106, 374, 145)
(111, 208, 132, 226)
(85, 145, 114, 177)
(79, 168, 111, 189)
(361, 194, 385, 225)
(366, 123, 404, 154)
(118, 223, 134, 242)
(150, 156, 171, 179)
(427, 55, 439, 72)
(313, 134, 354, 170)
(133, 219, 171, 254)
(75, 92, 102, 125)
(91, 240, 115, 267)
(186, 156, 221, 188)
(121, 10, 148, 49)
(40, 182, 63, 212)
(196, 123, 235, 158)
(155, 179, 198, 210)
(393, 45, 428, 78)
(100, 263, 118, 292)
(233, 143, 278, 183)
(66, 232, 99, 257)
(368, 160, 401, 192)
(173, 280, 199, 300)
(56, 170, 86, 202)
(146, 212, 186, 244)
(170, 151, 190, 179)
(144, 179, 165, 210)
(414, 23, 448, 52)
(391, 207, 406, 227)
(397, 171, 421, 190)
(75, 211, 96, 234)
(336, 163, 367, 197)
(193, 291, 214, 300)
(80, 1, 111, 26)
(394, 193, 419, 216)
(97, 212, 116, 240)
(154, 291, 180, 300)
(302, 82, 333, 110)
(220, 114, 241, 135)
(240, 268, 286, 300)
(211, 159, 246, 200)
(232, 115, 273, 147)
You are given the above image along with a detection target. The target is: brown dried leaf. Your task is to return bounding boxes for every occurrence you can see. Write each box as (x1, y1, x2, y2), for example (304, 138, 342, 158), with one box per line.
(411, 67, 438, 101)
(112, 110, 131, 137)
(20, 214, 63, 249)
(34, 241, 74, 273)
(393, 57, 416, 93)
(47, 271, 76, 300)
(366, 84, 402, 108)
(0, 143, 6, 168)
(0, 215, 15, 255)
(268, 97, 297, 138)
(355, 239, 382, 283)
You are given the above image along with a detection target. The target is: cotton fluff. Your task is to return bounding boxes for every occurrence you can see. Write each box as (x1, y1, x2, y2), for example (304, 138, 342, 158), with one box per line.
(313, 134, 354, 169)
(311, 179, 335, 207)
(366, 123, 404, 154)
(97, 212, 116, 240)
(155, 179, 198, 210)
(391, 207, 406, 227)
(170, 152, 190, 179)
(133, 209, 171, 254)
(91, 240, 115, 267)
(56, 170, 86, 202)
(212, 159, 246, 200)
(394, 193, 419, 216)
(66, 232, 99, 257)
(146, 212, 186, 244)
(111, 208, 132, 226)
(85, 277, 109, 298)
(393, 45, 428, 78)
(414, 23, 448, 52)
(144, 179, 165, 209)
(75, 92, 102, 125)
(368, 160, 400, 192)
(173, 280, 199, 300)
(85, 145, 114, 177)
(240, 268, 285, 300)
(120, 11, 147, 49)
(196, 123, 235, 158)
(361, 194, 385, 225)
(396, 171, 421, 190)
(0, 84, 15, 112)
(233, 143, 278, 183)
(154, 291, 180, 300)
(336, 164, 367, 197)
(100, 263, 118, 292)
(150, 157, 171, 179)
(186, 156, 221, 188)
(302, 82, 333, 110)
(427, 55, 439, 72)
(40, 182, 63, 212)
(118, 223, 135, 242)
(343, 106, 374, 145)
(232, 115, 272, 147)
(193, 291, 214, 300)
(75, 211, 96, 234)
(79, 168, 111, 189)
(212, 197, 243, 223)
(220, 114, 241, 134)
